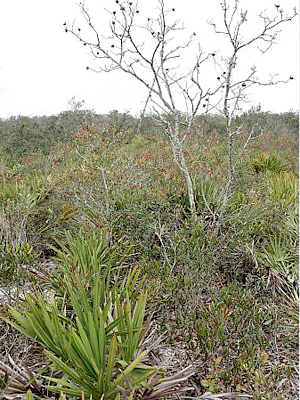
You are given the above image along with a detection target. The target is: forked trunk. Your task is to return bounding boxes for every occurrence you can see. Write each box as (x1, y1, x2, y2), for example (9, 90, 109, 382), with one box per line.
(170, 121, 197, 220)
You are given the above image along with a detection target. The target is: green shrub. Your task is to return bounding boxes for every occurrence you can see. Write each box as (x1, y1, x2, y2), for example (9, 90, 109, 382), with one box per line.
(252, 152, 288, 173)
(256, 234, 298, 307)
(2, 229, 194, 400)
(194, 175, 222, 214)
(49, 229, 145, 303)
(130, 135, 149, 149)
(2, 228, 153, 398)
(4, 287, 157, 399)
(267, 171, 298, 208)
(0, 242, 39, 286)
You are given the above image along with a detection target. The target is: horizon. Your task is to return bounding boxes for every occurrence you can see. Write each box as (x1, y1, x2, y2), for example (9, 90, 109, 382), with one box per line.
(0, 0, 298, 118)
(0, 108, 298, 122)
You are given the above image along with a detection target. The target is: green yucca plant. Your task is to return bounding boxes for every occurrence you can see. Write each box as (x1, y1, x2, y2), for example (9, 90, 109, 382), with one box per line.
(256, 234, 298, 308)
(194, 176, 222, 214)
(3, 282, 157, 399)
(49, 229, 146, 303)
(264, 153, 287, 173)
(1, 228, 160, 399)
(1, 228, 196, 399)
(54, 202, 79, 226)
(0, 176, 51, 205)
(267, 172, 298, 208)
(252, 152, 287, 174)
(0, 175, 52, 253)
(226, 190, 247, 212)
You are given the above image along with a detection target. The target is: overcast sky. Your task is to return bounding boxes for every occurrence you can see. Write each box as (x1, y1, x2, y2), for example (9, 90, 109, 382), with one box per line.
(0, 0, 298, 118)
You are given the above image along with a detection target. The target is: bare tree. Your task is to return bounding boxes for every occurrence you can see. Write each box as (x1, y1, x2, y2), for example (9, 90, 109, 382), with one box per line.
(64, 0, 297, 223)
(68, 96, 86, 111)
(64, 0, 222, 220)
(207, 0, 297, 232)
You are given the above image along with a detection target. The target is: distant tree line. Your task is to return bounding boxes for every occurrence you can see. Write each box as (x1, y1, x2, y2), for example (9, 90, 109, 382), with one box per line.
(0, 109, 298, 158)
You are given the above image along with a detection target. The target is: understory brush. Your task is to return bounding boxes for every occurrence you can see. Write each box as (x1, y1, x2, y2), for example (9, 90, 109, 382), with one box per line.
(0, 120, 298, 399)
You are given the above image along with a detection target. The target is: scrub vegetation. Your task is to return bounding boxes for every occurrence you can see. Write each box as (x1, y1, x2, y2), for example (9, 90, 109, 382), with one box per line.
(0, 108, 298, 400)
(0, 1, 298, 399)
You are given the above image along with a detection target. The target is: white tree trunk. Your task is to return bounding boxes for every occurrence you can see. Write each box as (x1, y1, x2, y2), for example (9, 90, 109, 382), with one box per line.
(170, 121, 197, 220)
